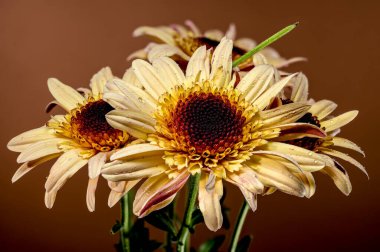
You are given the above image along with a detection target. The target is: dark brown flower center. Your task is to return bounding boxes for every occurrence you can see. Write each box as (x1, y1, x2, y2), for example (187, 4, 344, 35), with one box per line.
(170, 92, 246, 155)
(70, 100, 127, 152)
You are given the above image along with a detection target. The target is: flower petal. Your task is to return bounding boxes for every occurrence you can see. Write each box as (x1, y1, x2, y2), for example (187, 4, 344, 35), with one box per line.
(290, 73, 309, 102)
(238, 186, 257, 212)
(45, 190, 57, 209)
(47, 78, 85, 111)
(8, 126, 56, 152)
(210, 37, 233, 88)
(186, 46, 211, 83)
(45, 149, 88, 192)
(260, 103, 311, 127)
(293, 171, 315, 198)
(309, 100, 338, 120)
(86, 176, 99, 212)
(88, 152, 108, 179)
(108, 180, 140, 208)
(152, 57, 185, 89)
(320, 110, 358, 132)
(110, 143, 166, 161)
(90, 67, 113, 98)
(237, 64, 277, 103)
(198, 173, 223, 231)
(133, 171, 189, 217)
(320, 162, 352, 196)
(253, 74, 296, 110)
(332, 137, 365, 156)
(133, 26, 176, 45)
(148, 44, 190, 62)
(16, 137, 65, 163)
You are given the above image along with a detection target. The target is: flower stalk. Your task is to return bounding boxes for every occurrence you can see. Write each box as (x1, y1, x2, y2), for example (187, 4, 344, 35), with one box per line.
(120, 192, 132, 252)
(228, 200, 250, 252)
(232, 22, 298, 67)
(176, 173, 201, 252)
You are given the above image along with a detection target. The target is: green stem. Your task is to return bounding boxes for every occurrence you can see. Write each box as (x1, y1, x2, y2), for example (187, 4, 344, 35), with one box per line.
(176, 173, 201, 252)
(120, 192, 131, 252)
(228, 201, 250, 252)
(232, 22, 299, 68)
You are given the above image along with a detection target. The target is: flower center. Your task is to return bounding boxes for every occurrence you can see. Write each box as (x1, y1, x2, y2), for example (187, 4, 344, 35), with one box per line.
(70, 100, 128, 152)
(170, 92, 246, 156)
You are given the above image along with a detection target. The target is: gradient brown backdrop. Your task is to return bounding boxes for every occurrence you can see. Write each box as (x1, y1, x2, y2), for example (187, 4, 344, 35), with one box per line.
(1, 0, 379, 251)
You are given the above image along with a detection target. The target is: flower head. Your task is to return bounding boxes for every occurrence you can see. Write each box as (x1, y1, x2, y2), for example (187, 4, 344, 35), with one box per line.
(129, 20, 305, 69)
(102, 38, 324, 231)
(7, 67, 130, 211)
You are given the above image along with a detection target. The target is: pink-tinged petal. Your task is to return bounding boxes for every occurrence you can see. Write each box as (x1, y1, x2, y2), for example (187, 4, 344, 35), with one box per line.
(86, 176, 99, 212)
(272, 123, 327, 141)
(226, 167, 264, 193)
(134, 171, 189, 217)
(198, 173, 223, 232)
(238, 186, 257, 212)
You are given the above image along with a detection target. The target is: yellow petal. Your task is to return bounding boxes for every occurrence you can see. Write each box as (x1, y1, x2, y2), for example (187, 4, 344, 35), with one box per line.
(47, 78, 85, 111)
(320, 110, 358, 132)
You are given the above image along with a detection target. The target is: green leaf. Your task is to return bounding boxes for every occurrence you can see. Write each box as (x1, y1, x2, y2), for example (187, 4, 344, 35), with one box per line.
(144, 211, 177, 236)
(110, 220, 122, 235)
(198, 235, 225, 252)
(236, 235, 253, 252)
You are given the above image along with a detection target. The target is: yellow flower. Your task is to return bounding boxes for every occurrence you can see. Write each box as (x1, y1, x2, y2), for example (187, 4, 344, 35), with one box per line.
(7, 67, 130, 211)
(128, 20, 305, 69)
(102, 38, 325, 231)
(271, 73, 367, 195)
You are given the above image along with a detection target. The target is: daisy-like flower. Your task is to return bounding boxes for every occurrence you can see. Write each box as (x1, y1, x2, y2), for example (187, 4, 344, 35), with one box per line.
(271, 73, 367, 195)
(7, 67, 130, 211)
(128, 20, 305, 69)
(102, 38, 328, 231)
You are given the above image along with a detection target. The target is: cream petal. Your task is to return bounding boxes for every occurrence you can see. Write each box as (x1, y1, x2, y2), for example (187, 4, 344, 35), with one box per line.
(86, 176, 99, 212)
(133, 171, 189, 217)
(253, 74, 296, 110)
(260, 103, 310, 127)
(237, 65, 277, 103)
(252, 150, 303, 173)
(102, 155, 165, 174)
(133, 26, 176, 45)
(88, 152, 107, 179)
(184, 20, 201, 36)
(186, 46, 211, 83)
(259, 142, 329, 172)
(45, 190, 57, 209)
(239, 186, 257, 212)
(104, 79, 156, 114)
(309, 100, 338, 120)
(45, 149, 88, 192)
(293, 171, 315, 198)
(90, 67, 113, 98)
(225, 23, 236, 40)
(273, 57, 307, 69)
(290, 73, 309, 102)
(102, 166, 166, 182)
(106, 111, 155, 138)
(246, 157, 305, 197)
(16, 137, 65, 163)
(8, 126, 56, 152)
(320, 162, 352, 196)
(252, 53, 268, 66)
(270, 123, 327, 142)
(320, 110, 358, 132)
(234, 38, 256, 51)
(210, 37, 233, 88)
(152, 57, 185, 90)
(226, 167, 264, 193)
(318, 147, 368, 177)
(204, 29, 224, 41)
(108, 180, 140, 208)
(332, 137, 365, 156)
(102, 92, 133, 110)
(110, 143, 166, 161)
(123, 68, 143, 88)
(147, 44, 190, 61)
(132, 59, 167, 99)
(47, 78, 85, 111)
(198, 173, 223, 231)
(127, 48, 148, 61)
(12, 153, 60, 183)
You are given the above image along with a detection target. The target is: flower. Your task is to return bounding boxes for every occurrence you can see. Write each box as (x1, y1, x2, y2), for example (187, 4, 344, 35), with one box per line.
(273, 73, 367, 195)
(128, 20, 305, 69)
(7, 67, 130, 211)
(102, 38, 326, 231)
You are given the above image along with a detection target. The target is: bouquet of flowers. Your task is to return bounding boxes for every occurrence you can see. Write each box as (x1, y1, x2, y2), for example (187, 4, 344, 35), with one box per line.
(7, 21, 366, 252)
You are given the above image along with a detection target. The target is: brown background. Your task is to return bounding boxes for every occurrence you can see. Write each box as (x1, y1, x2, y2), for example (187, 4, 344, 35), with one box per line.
(1, 0, 379, 251)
